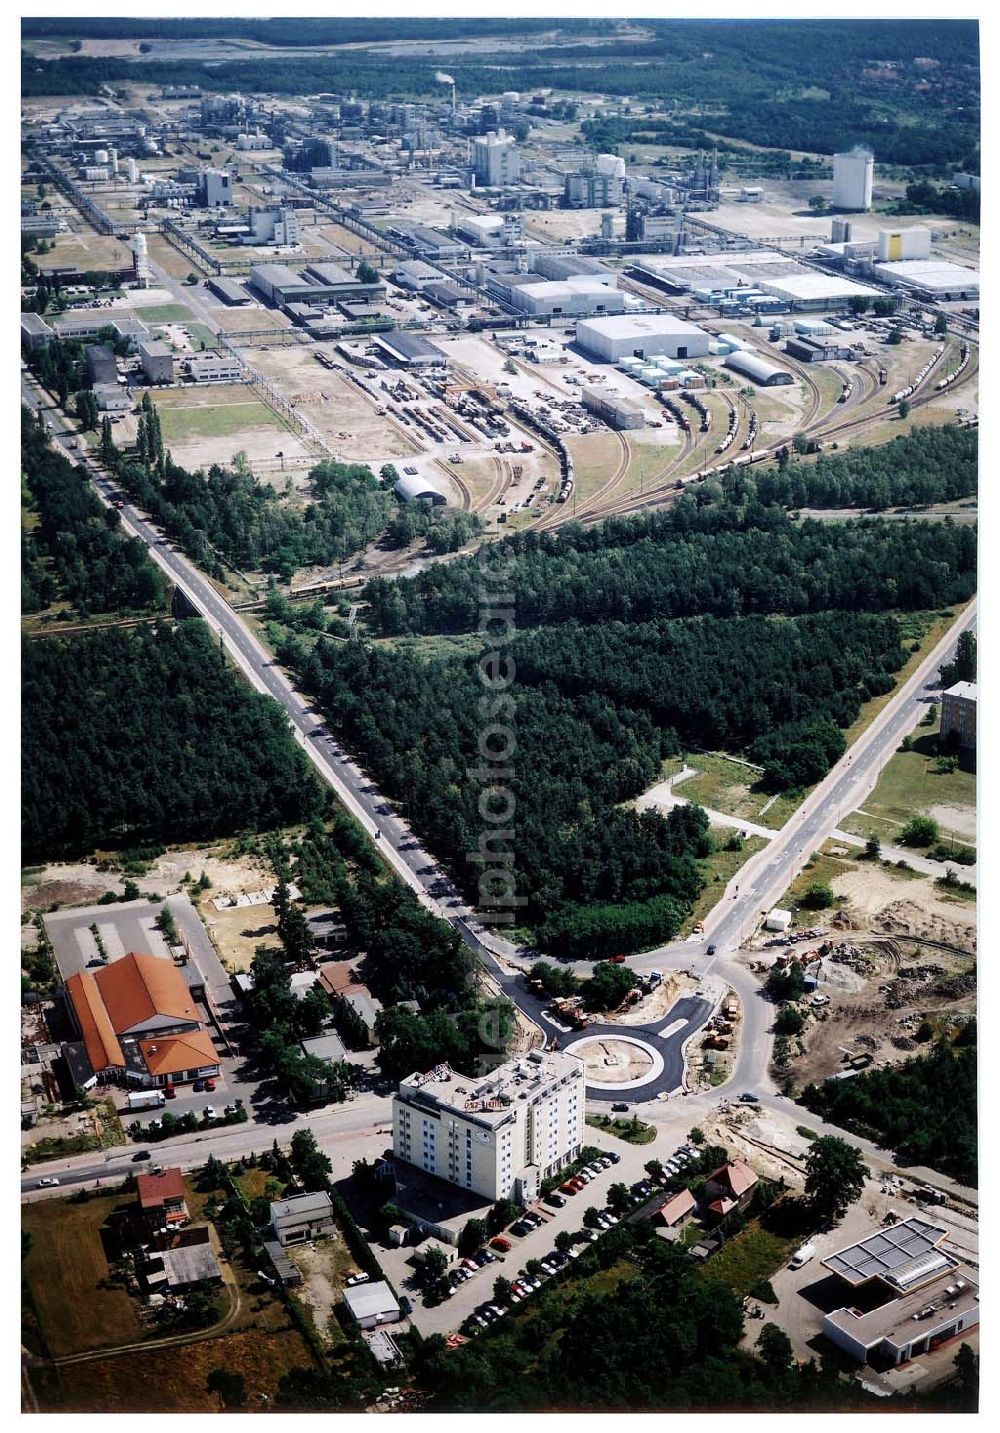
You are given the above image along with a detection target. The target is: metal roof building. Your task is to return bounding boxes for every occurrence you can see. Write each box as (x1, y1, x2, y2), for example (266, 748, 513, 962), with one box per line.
(342, 1280, 401, 1330)
(374, 331, 447, 368)
(724, 350, 794, 386)
(394, 473, 448, 505)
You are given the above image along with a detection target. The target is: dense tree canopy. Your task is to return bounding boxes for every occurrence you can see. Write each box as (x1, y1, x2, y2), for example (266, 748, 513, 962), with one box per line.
(363, 490, 976, 637)
(800, 1037, 977, 1186)
(22, 621, 321, 858)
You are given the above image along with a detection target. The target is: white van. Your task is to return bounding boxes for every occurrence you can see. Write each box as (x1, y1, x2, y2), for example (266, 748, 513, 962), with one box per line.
(789, 1242, 816, 1270)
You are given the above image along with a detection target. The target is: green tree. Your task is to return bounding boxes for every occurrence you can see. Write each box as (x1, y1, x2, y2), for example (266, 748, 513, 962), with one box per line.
(689, 1127, 706, 1146)
(416, 1244, 448, 1290)
(207, 1369, 246, 1408)
(492, 1274, 512, 1306)
(804, 1136, 868, 1221)
(608, 1182, 631, 1214)
(583, 1205, 602, 1229)
(645, 1158, 664, 1182)
(864, 834, 881, 861)
(583, 960, 639, 1011)
(554, 1230, 573, 1254)
(290, 1128, 333, 1189)
(357, 259, 379, 284)
(799, 882, 834, 910)
(901, 814, 938, 847)
(774, 1005, 805, 1036)
(756, 1323, 794, 1376)
(898, 399, 911, 419)
(459, 1218, 487, 1254)
(939, 631, 976, 687)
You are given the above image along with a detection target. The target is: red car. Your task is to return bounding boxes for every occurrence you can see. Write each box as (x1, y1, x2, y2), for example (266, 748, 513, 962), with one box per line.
(203, 1078, 217, 1092)
(164, 1084, 176, 1099)
(490, 1236, 512, 1253)
(559, 1181, 579, 1196)
(569, 1177, 587, 1192)
(608, 954, 627, 965)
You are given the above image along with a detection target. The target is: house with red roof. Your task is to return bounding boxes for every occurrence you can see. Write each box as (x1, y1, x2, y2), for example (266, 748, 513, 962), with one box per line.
(64, 953, 220, 1090)
(703, 1159, 758, 1219)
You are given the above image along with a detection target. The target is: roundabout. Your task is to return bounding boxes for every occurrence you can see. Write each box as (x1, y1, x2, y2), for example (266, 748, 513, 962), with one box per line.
(564, 1033, 664, 1091)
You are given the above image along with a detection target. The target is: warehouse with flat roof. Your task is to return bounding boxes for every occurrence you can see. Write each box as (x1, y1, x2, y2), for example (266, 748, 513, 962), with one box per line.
(871, 259, 979, 300)
(575, 313, 712, 363)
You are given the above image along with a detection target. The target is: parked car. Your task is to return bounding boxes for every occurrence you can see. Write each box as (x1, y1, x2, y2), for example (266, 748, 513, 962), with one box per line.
(345, 1273, 370, 1287)
(523, 1213, 543, 1229)
(192, 1079, 206, 1093)
(490, 1236, 512, 1252)
(132, 1150, 151, 1162)
(164, 1084, 176, 1099)
(611, 1102, 629, 1113)
(739, 1092, 760, 1104)
(545, 1192, 566, 1209)
(203, 1078, 216, 1092)
(202, 1105, 215, 1119)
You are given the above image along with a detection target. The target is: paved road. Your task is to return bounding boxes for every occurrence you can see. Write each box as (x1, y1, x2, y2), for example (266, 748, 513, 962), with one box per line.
(20, 373, 977, 1182)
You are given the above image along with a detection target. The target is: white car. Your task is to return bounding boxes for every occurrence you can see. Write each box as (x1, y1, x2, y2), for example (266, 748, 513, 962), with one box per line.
(202, 1105, 215, 1119)
(37, 1176, 60, 1187)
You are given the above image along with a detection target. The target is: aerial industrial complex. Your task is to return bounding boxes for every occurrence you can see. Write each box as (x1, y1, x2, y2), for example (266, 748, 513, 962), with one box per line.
(20, 14, 978, 1420)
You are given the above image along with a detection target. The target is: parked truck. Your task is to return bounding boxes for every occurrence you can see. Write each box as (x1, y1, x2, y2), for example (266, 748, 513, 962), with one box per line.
(127, 1090, 166, 1111)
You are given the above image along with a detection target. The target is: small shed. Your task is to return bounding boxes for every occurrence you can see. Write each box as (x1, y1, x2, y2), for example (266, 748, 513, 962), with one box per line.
(765, 908, 792, 933)
(342, 1279, 401, 1330)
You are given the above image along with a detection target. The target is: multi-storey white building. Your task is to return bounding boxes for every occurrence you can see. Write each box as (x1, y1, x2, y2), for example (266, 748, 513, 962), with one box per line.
(393, 1051, 585, 1206)
(472, 130, 520, 187)
(832, 148, 874, 212)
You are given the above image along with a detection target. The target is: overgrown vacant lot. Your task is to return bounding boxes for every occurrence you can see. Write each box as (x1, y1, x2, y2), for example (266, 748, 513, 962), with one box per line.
(33, 1327, 317, 1412)
(22, 1193, 143, 1358)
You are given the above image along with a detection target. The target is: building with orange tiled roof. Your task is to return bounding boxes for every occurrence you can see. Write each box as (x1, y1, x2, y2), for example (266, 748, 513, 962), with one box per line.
(139, 1030, 220, 1083)
(136, 1167, 189, 1230)
(64, 953, 219, 1090)
(704, 1159, 758, 1219)
(94, 953, 200, 1037)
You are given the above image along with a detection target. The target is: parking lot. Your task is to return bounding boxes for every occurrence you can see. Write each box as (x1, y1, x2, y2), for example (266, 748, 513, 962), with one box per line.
(380, 1123, 695, 1337)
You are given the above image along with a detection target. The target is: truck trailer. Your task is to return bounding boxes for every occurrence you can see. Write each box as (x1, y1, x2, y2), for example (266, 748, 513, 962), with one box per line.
(127, 1090, 166, 1111)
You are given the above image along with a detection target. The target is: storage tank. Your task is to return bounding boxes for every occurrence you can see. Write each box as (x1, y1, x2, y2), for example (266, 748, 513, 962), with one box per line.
(94, 148, 109, 164)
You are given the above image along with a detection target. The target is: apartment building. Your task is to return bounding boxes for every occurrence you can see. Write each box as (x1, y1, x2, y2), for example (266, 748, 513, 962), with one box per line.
(393, 1050, 585, 1206)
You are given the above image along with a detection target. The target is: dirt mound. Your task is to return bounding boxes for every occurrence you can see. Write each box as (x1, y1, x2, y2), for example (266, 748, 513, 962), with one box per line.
(24, 880, 110, 912)
(872, 900, 976, 953)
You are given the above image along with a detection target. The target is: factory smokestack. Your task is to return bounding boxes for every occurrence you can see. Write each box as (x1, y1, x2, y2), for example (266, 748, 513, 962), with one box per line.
(436, 70, 456, 113)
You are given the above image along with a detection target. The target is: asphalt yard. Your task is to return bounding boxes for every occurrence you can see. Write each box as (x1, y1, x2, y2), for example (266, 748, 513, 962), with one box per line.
(377, 1122, 689, 1337)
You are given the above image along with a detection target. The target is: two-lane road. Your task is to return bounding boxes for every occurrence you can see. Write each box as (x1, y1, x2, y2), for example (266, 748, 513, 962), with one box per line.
(22, 372, 976, 1116)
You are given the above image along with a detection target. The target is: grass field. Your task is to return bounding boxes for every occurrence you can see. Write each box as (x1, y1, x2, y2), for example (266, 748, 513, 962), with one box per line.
(133, 303, 197, 324)
(782, 852, 855, 918)
(33, 1326, 316, 1413)
(670, 752, 802, 831)
(22, 1193, 143, 1358)
(842, 605, 973, 749)
(585, 1113, 656, 1145)
(694, 1219, 796, 1297)
(839, 720, 976, 850)
(155, 398, 286, 443)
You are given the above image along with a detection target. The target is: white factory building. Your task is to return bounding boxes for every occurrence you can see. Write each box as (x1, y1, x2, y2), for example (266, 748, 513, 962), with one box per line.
(393, 1051, 586, 1206)
(832, 148, 874, 212)
(876, 227, 932, 262)
(870, 259, 979, 301)
(472, 130, 521, 187)
(504, 277, 626, 318)
(575, 313, 712, 364)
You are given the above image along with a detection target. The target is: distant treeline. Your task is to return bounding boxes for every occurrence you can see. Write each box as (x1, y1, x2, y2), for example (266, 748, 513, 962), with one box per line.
(737, 424, 978, 512)
(21, 19, 978, 165)
(800, 1032, 977, 1186)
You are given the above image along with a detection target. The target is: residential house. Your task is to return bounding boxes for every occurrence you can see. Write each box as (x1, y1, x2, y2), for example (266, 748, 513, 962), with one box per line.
(270, 1190, 337, 1247)
(703, 1160, 758, 1219)
(136, 1167, 189, 1232)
